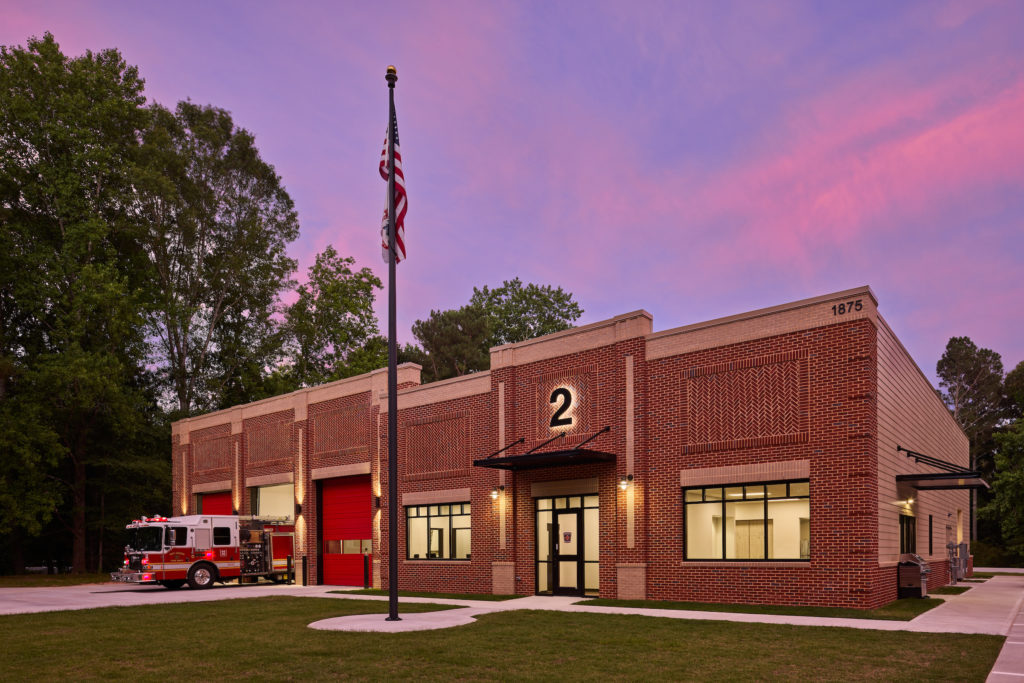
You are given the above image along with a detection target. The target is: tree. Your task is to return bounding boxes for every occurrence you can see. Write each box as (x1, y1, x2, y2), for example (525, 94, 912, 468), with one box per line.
(937, 337, 1006, 449)
(136, 101, 299, 416)
(283, 245, 383, 387)
(0, 33, 156, 571)
(470, 278, 583, 347)
(409, 279, 584, 383)
(936, 336, 1005, 543)
(1005, 360, 1024, 418)
(981, 420, 1024, 557)
(411, 304, 491, 382)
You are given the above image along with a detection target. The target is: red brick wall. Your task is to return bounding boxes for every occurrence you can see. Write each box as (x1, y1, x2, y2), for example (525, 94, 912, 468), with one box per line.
(379, 389, 496, 594)
(645, 319, 882, 607)
(171, 299, 945, 608)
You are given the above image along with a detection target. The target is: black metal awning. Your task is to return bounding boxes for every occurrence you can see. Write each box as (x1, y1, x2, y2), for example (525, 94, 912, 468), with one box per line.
(895, 472, 989, 490)
(896, 445, 989, 490)
(474, 426, 615, 471)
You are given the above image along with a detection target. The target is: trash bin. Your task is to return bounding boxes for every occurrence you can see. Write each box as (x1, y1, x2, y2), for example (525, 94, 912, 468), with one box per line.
(898, 553, 930, 598)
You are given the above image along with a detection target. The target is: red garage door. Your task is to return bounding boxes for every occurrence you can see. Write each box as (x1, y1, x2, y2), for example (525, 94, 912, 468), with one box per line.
(321, 475, 372, 586)
(199, 491, 233, 515)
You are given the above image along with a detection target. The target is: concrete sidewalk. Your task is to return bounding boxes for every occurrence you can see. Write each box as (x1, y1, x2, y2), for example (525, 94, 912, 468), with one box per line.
(311, 576, 1024, 636)
(0, 581, 343, 615)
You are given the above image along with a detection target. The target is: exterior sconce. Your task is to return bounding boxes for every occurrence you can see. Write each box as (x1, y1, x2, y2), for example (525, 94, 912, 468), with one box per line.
(294, 503, 302, 517)
(619, 474, 634, 491)
(374, 496, 381, 509)
(232, 509, 239, 515)
(491, 485, 505, 500)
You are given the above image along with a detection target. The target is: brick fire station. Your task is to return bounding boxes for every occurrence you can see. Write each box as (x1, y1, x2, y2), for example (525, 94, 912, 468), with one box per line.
(170, 286, 980, 608)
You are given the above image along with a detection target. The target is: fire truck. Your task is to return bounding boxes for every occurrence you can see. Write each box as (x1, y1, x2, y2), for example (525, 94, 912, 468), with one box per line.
(110, 514, 295, 589)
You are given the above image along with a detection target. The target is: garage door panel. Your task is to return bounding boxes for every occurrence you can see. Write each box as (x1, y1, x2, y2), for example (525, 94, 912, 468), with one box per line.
(201, 491, 233, 515)
(321, 475, 372, 586)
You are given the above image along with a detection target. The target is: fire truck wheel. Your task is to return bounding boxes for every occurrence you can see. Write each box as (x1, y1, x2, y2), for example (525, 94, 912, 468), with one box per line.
(187, 563, 217, 590)
(159, 580, 186, 590)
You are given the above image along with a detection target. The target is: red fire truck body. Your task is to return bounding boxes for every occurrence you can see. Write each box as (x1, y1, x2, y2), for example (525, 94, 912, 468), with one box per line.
(110, 515, 294, 589)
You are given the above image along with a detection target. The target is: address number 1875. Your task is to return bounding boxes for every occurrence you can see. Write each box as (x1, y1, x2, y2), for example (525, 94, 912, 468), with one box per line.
(832, 299, 863, 316)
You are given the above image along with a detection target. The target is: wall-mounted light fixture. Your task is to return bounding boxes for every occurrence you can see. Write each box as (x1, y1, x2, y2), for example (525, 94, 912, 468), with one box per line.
(491, 485, 505, 500)
(619, 474, 634, 491)
(294, 502, 303, 517)
(374, 496, 381, 509)
(232, 509, 239, 516)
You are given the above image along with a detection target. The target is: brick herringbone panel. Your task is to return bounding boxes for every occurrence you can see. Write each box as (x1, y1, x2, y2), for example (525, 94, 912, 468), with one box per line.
(193, 435, 231, 471)
(311, 405, 368, 454)
(533, 365, 596, 442)
(405, 412, 469, 478)
(247, 420, 290, 464)
(684, 352, 807, 452)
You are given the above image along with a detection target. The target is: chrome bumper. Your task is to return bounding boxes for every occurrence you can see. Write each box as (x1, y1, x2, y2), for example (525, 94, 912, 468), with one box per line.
(110, 569, 155, 584)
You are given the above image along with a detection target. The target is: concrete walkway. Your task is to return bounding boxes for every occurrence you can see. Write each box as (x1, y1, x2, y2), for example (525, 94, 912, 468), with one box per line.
(311, 577, 1024, 636)
(0, 581, 343, 615)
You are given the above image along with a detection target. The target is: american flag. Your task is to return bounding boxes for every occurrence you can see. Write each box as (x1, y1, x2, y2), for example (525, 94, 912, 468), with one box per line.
(379, 112, 407, 264)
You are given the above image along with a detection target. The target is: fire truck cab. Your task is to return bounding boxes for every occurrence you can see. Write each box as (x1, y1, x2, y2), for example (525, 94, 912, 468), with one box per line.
(110, 515, 294, 589)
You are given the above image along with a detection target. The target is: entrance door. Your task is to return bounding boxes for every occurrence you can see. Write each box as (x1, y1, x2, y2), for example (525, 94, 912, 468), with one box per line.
(555, 510, 582, 594)
(536, 495, 599, 596)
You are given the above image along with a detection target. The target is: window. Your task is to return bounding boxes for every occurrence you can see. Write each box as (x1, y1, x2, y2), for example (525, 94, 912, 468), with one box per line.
(213, 526, 232, 546)
(406, 503, 471, 560)
(900, 514, 916, 554)
(325, 540, 372, 554)
(250, 483, 295, 520)
(684, 480, 810, 561)
(165, 526, 188, 546)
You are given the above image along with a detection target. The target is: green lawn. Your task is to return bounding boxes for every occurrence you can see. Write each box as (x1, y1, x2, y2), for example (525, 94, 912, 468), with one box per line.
(578, 597, 944, 620)
(331, 588, 520, 601)
(0, 573, 110, 588)
(973, 572, 1023, 578)
(930, 586, 971, 595)
(0, 597, 1003, 681)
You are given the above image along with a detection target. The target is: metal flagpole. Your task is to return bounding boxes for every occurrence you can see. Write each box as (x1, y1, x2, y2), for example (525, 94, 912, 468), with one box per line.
(384, 65, 400, 622)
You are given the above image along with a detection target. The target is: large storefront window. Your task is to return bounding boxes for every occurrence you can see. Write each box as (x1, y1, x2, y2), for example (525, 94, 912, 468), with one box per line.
(406, 503, 471, 560)
(684, 480, 810, 560)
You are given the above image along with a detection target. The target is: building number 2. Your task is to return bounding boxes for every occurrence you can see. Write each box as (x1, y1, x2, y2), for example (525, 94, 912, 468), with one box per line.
(832, 299, 863, 316)
(550, 388, 573, 427)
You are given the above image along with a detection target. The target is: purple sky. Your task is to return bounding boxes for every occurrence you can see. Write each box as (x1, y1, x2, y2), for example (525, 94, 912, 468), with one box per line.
(5, 1, 1023, 381)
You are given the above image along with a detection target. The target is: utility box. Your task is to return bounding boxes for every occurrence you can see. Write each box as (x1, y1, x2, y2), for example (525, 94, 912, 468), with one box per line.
(898, 553, 930, 598)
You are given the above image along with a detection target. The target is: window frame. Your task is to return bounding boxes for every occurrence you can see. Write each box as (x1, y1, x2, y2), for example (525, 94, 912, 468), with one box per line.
(405, 502, 471, 561)
(682, 479, 810, 562)
(212, 526, 232, 546)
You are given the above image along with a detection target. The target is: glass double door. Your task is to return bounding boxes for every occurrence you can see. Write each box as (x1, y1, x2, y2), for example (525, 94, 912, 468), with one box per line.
(536, 495, 598, 596)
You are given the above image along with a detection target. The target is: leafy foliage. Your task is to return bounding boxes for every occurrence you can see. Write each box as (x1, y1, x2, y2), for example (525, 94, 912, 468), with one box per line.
(283, 246, 382, 387)
(981, 421, 1024, 557)
(411, 304, 491, 382)
(0, 33, 157, 571)
(936, 336, 1005, 463)
(469, 278, 582, 347)
(1005, 361, 1024, 418)
(137, 101, 299, 416)
(411, 279, 583, 382)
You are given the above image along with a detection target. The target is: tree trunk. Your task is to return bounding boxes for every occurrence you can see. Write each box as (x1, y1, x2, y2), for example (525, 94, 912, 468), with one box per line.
(96, 491, 104, 573)
(11, 528, 25, 574)
(72, 457, 87, 574)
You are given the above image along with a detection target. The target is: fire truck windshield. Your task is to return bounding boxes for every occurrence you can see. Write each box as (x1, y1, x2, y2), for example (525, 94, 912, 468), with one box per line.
(128, 526, 164, 552)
